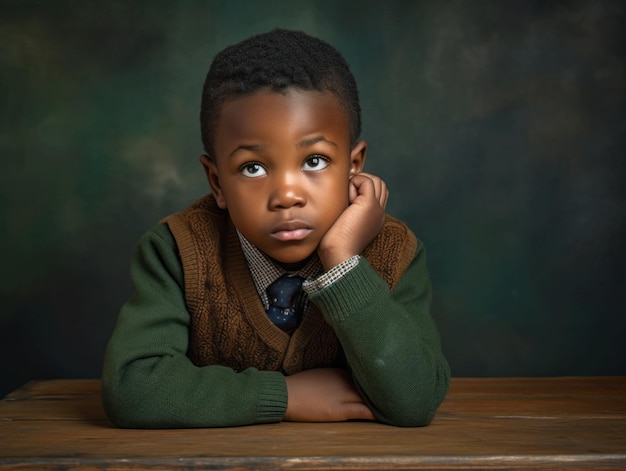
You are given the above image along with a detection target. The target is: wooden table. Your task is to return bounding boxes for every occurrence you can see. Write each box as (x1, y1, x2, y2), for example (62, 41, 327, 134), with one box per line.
(1, 377, 625, 470)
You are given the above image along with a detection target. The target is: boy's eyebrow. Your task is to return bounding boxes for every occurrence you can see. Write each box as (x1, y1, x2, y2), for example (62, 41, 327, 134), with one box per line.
(229, 144, 263, 158)
(229, 136, 337, 158)
(297, 136, 338, 148)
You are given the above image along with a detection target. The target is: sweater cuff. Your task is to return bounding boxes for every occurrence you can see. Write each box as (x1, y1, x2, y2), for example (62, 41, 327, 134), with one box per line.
(254, 371, 288, 424)
(308, 257, 387, 324)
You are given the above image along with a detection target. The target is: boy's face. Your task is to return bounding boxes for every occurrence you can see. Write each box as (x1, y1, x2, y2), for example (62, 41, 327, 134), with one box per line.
(202, 88, 366, 269)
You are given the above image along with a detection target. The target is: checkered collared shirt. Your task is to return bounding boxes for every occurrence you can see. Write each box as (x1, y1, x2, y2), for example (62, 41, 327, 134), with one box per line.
(236, 231, 360, 312)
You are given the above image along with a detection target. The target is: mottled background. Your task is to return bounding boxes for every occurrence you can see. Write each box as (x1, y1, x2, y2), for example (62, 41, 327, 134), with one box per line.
(1, 0, 624, 397)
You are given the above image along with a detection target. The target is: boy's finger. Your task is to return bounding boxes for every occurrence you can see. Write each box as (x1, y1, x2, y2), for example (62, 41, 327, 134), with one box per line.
(358, 173, 388, 203)
(379, 184, 389, 207)
(349, 174, 375, 196)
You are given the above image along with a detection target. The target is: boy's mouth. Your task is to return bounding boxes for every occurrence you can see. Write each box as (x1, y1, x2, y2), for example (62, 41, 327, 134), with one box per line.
(270, 221, 312, 241)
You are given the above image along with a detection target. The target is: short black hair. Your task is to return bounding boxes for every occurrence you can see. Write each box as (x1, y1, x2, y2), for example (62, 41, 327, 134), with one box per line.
(200, 29, 361, 158)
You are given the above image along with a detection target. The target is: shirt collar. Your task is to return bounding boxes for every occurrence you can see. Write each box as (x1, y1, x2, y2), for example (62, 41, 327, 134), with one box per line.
(236, 231, 322, 297)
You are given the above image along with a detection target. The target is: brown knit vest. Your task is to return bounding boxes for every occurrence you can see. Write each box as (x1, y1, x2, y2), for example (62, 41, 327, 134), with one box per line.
(163, 194, 417, 375)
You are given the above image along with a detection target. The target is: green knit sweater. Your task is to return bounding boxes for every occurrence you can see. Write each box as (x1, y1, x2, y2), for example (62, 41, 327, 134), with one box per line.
(102, 202, 450, 428)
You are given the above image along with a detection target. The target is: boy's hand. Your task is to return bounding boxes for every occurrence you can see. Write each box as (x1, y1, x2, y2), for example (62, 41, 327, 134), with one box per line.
(284, 368, 375, 422)
(318, 173, 388, 271)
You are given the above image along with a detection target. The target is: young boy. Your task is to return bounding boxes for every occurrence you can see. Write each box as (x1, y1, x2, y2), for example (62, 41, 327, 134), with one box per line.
(102, 29, 450, 428)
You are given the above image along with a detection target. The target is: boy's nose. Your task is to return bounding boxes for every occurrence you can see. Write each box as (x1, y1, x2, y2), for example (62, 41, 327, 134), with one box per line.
(269, 174, 306, 209)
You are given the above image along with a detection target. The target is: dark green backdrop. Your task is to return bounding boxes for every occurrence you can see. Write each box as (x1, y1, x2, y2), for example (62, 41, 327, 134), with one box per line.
(1, 0, 624, 397)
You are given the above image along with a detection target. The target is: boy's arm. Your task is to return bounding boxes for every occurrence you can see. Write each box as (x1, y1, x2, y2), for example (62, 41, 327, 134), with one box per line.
(308, 246, 450, 426)
(298, 172, 449, 426)
(101, 224, 287, 428)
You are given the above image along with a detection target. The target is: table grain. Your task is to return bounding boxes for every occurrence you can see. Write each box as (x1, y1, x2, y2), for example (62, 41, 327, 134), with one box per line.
(1, 377, 625, 470)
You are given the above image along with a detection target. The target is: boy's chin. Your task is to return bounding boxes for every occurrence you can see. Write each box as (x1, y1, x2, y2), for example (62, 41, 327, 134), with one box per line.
(270, 252, 316, 271)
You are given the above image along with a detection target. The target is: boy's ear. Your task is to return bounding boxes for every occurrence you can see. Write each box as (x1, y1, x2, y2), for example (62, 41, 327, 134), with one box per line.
(349, 140, 367, 177)
(200, 154, 227, 209)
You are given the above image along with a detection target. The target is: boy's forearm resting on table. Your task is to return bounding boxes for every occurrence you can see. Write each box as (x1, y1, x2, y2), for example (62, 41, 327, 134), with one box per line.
(101, 227, 288, 428)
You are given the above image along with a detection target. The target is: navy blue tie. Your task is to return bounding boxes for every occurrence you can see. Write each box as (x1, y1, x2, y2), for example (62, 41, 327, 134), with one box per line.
(266, 275, 305, 332)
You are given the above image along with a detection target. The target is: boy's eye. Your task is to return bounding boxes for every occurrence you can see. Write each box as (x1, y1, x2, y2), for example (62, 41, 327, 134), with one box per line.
(303, 155, 329, 172)
(240, 162, 267, 178)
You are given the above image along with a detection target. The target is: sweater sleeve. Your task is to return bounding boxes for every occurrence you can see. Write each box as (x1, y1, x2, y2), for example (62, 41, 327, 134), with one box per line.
(307, 244, 450, 426)
(101, 224, 287, 428)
